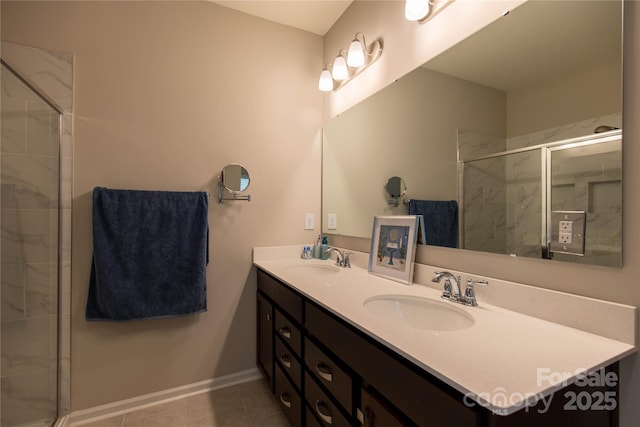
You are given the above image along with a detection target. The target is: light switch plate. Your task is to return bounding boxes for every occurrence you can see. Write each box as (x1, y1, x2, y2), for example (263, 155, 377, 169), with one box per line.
(550, 211, 586, 256)
(304, 213, 315, 230)
(328, 213, 337, 230)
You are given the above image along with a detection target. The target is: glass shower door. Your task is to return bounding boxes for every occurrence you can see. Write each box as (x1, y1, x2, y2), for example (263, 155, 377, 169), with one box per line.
(1, 62, 60, 427)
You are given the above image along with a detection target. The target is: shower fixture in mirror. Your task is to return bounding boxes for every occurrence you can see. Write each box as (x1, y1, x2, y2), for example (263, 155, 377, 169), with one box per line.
(218, 163, 251, 203)
(322, 0, 622, 267)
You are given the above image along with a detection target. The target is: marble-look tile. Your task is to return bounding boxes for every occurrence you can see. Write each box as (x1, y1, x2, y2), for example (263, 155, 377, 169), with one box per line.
(457, 129, 506, 161)
(59, 313, 70, 364)
(1, 66, 41, 103)
(61, 112, 73, 157)
(25, 262, 58, 317)
(1, 209, 56, 264)
(27, 100, 58, 156)
(1, 42, 73, 111)
(61, 157, 72, 209)
(61, 208, 71, 262)
(1, 316, 53, 376)
(1, 96, 28, 154)
(1, 368, 56, 427)
(1, 153, 59, 209)
(60, 261, 71, 314)
(59, 359, 71, 416)
(1, 262, 25, 321)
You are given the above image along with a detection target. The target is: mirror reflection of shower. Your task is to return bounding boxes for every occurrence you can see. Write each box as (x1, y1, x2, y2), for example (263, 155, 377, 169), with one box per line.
(459, 125, 622, 268)
(1, 60, 61, 427)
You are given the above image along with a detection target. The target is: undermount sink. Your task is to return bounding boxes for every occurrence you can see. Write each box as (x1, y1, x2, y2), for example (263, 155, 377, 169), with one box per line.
(285, 264, 341, 275)
(363, 295, 475, 331)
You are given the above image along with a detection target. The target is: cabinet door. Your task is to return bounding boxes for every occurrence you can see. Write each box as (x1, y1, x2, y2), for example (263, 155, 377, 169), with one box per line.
(359, 387, 413, 427)
(257, 293, 274, 391)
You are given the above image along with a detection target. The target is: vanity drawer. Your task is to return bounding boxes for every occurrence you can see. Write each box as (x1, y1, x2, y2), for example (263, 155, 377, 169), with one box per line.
(305, 337, 353, 412)
(305, 301, 478, 427)
(257, 269, 302, 323)
(275, 364, 302, 427)
(306, 407, 325, 427)
(275, 308, 302, 357)
(305, 372, 352, 427)
(275, 334, 302, 390)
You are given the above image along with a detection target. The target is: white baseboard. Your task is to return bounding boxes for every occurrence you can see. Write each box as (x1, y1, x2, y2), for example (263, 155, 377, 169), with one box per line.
(64, 368, 262, 426)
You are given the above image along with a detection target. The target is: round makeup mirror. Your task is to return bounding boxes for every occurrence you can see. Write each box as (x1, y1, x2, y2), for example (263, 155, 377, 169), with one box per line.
(385, 176, 406, 197)
(218, 164, 252, 203)
(385, 176, 406, 207)
(221, 164, 250, 192)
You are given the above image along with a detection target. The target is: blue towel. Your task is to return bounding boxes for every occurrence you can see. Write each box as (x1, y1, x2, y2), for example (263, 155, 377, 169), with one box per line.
(86, 187, 209, 321)
(408, 200, 458, 248)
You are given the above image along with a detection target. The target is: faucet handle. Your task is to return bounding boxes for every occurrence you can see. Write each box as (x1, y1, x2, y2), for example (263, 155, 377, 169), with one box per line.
(464, 279, 488, 306)
(343, 252, 353, 268)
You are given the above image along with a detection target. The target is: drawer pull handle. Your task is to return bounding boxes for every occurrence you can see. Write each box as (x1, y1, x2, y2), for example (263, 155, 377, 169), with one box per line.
(266, 313, 271, 322)
(280, 353, 292, 368)
(279, 326, 292, 339)
(315, 400, 333, 424)
(279, 392, 292, 408)
(315, 362, 333, 382)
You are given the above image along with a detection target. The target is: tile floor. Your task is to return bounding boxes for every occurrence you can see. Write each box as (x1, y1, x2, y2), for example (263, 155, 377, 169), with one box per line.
(75, 379, 288, 427)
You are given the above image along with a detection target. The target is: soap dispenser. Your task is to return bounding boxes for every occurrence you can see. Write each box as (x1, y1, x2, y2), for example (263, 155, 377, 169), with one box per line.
(312, 235, 321, 259)
(320, 236, 329, 260)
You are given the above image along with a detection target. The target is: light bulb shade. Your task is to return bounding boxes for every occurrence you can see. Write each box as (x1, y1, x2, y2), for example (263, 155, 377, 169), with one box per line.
(347, 39, 365, 67)
(332, 55, 349, 81)
(405, 0, 431, 21)
(318, 69, 333, 92)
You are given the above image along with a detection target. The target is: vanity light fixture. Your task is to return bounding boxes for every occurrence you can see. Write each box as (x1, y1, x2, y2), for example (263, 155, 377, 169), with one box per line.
(405, 0, 432, 22)
(332, 52, 349, 81)
(318, 68, 333, 91)
(318, 32, 383, 92)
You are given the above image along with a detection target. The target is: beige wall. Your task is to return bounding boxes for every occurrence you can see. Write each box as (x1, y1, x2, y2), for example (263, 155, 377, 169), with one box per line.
(322, 66, 505, 238)
(507, 58, 622, 137)
(1, 0, 322, 411)
(3, 0, 638, 424)
(323, 1, 639, 426)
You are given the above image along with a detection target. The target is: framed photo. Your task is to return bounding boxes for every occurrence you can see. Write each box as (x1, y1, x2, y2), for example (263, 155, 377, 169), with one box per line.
(368, 215, 420, 285)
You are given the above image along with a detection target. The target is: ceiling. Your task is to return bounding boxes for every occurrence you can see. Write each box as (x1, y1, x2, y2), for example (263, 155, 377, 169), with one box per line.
(426, 0, 622, 92)
(210, 1, 353, 36)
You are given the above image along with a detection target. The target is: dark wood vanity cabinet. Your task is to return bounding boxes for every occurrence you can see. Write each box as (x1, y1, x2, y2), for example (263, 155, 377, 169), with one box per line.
(256, 269, 618, 427)
(257, 292, 274, 390)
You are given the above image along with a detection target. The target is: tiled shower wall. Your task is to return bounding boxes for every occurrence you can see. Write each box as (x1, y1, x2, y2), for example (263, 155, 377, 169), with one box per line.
(1, 62, 60, 426)
(1, 41, 73, 424)
(459, 112, 622, 266)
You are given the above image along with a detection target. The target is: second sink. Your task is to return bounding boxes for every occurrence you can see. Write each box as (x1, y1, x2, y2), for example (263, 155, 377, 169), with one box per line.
(363, 295, 475, 331)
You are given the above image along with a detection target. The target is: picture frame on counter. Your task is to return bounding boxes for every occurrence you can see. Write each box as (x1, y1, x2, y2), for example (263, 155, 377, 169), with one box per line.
(368, 215, 420, 284)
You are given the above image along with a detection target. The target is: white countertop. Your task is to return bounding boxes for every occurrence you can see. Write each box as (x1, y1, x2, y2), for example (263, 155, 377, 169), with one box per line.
(253, 245, 637, 415)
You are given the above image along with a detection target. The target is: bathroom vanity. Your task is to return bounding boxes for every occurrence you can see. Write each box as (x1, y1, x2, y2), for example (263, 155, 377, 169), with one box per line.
(254, 246, 636, 427)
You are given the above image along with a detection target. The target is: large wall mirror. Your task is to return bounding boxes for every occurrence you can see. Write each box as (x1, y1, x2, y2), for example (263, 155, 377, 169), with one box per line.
(322, 0, 622, 267)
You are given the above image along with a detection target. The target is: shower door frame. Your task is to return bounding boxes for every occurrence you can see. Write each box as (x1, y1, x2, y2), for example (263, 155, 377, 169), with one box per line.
(458, 129, 622, 261)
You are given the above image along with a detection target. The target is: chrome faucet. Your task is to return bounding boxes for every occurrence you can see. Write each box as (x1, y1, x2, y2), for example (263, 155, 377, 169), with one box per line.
(432, 271, 462, 301)
(432, 271, 488, 306)
(324, 247, 352, 268)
